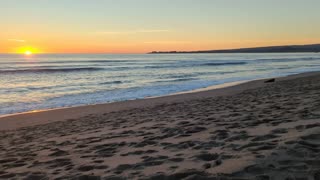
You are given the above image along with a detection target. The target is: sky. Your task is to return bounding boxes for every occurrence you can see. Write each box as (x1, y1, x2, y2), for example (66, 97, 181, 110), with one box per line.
(1, 0, 320, 54)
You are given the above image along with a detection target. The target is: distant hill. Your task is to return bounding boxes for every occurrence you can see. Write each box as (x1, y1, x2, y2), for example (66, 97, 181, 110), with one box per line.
(149, 44, 320, 54)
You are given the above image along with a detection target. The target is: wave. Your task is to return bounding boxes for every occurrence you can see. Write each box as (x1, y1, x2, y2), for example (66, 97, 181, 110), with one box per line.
(100, 81, 124, 85)
(202, 62, 247, 66)
(156, 78, 198, 83)
(0, 61, 248, 74)
(254, 57, 320, 63)
(0, 60, 133, 65)
(0, 67, 104, 74)
(160, 74, 194, 79)
(145, 61, 247, 69)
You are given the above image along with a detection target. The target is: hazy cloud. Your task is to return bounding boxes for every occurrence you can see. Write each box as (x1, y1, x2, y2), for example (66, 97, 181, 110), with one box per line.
(143, 41, 191, 44)
(8, 39, 26, 42)
(136, 29, 170, 33)
(95, 29, 170, 35)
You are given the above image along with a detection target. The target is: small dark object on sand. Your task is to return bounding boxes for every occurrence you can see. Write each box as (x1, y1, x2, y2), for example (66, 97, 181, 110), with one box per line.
(76, 175, 101, 180)
(264, 78, 275, 83)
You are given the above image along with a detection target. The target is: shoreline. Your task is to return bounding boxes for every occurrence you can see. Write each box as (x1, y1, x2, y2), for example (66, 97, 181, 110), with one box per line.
(0, 80, 248, 119)
(0, 71, 319, 131)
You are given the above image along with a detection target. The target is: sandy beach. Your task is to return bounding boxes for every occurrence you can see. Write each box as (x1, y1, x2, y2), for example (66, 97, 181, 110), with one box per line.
(0, 71, 320, 179)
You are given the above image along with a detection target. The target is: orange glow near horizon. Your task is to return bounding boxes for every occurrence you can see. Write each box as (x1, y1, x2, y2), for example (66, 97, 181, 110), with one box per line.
(1, 40, 318, 54)
(3, 31, 320, 54)
(3, 37, 319, 54)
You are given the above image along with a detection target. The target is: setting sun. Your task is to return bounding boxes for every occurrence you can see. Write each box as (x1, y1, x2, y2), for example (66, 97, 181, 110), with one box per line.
(15, 46, 40, 55)
(25, 50, 32, 55)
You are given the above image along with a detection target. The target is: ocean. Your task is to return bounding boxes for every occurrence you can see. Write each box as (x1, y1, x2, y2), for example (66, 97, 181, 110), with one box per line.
(0, 53, 319, 115)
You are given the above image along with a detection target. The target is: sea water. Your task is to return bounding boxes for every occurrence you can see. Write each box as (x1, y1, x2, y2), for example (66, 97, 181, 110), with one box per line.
(0, 53, 319, 115)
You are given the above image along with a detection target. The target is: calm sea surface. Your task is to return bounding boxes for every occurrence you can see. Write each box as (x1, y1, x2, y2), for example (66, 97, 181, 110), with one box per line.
(0, 53, 319, 115)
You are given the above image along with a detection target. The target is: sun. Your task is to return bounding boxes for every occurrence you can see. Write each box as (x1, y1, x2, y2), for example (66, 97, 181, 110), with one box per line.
(25, 50, 32, 55)
(15, 46, 40, 55)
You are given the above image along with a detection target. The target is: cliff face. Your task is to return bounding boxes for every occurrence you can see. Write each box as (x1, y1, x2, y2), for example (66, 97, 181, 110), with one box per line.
(149, 44, 320, 54)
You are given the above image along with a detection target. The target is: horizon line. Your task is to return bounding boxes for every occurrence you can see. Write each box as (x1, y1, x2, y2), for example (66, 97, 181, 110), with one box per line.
(2, 43, 319, 55)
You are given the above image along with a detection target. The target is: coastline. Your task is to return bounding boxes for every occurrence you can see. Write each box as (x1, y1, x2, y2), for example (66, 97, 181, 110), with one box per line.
(0, 71, 318, 131)
(0, 70, 319, 179)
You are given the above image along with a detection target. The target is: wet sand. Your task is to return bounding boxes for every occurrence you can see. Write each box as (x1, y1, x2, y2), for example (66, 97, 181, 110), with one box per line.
(0, 72, 319, 179)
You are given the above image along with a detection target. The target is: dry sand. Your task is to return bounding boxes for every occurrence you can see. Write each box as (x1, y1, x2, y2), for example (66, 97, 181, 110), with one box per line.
(0, 72, 320, 179)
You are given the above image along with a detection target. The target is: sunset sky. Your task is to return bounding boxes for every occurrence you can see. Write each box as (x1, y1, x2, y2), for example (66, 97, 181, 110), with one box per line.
(1, 0, 320, 54)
